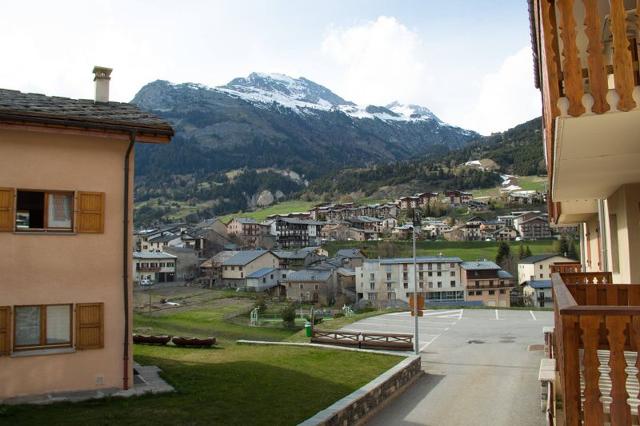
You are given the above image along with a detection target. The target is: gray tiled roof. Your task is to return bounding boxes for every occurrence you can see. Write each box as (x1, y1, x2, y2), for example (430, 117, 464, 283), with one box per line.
(460, 261, 501, 270)
(133, 251, 177, 260)
(0, 89, 173, 136)
(285, 269, 332, 282)
(336, 248, 365, 259)
(223, 250, 272, 266)
(246, 267, 278, 278)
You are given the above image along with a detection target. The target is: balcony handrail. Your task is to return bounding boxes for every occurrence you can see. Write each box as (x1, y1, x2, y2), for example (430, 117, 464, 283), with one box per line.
(552, 272, 640, 426)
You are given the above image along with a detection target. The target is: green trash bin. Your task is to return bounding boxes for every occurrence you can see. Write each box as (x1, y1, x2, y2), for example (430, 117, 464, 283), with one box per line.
(305, 321, 312, 337)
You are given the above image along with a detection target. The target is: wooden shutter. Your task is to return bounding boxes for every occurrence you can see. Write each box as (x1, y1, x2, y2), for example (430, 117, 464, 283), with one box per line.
(76, 303, 104, 350)
(0, 188, 14, 232)
(76, 192, 105, 233)
(0, 307, 10, 355)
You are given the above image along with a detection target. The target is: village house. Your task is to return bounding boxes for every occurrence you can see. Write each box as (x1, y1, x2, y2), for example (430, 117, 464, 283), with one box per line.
(284, 269, 335, 305)
(421, 219, 451, 238)
(444, 190, 473, 205)
(199, 250, 238, 287)
(491, 226, 519, 241)
(335, 248, 367, 268)
(246, 267, 289, 295)
(507, 190, 545, 205)
(520, 279, 552, 308)
(133, 251, 177, 285)
(164, 246, 200, 282)
(221, 250, 279, 288)
(0, 67, 173, 401)
(226, 217, 265, 248)
(356, 256, 464, 305)
(517, 253, 577, 285)
(272, 246, 327, 270)
(460, 261, 513, 307)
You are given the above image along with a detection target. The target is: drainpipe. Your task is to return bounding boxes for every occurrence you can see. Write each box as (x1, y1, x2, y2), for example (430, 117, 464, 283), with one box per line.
(597, 199, 608, 272)
(123, 132, 136, 390)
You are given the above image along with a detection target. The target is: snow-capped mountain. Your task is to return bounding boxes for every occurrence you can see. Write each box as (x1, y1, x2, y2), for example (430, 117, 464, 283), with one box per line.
(132, 73, 479, 181)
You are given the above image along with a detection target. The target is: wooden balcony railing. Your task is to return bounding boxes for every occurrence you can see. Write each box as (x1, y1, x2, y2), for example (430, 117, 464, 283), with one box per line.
(552, 271, 640, 426)
(534, 0, 640, 220)
(549, 262, 582, 274)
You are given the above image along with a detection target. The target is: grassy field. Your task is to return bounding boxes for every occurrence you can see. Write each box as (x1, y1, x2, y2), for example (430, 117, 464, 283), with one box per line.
(1, 289, 399, 425)
(471, 175, 547, 199)
(219, 200, 316, 224)
(323, 239, 556, 261)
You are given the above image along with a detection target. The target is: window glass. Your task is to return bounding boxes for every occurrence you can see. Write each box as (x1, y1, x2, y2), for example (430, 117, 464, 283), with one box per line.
(46, 305, 71, 344)
(15, 306, 41, 346)
(47, 193, 72, 228)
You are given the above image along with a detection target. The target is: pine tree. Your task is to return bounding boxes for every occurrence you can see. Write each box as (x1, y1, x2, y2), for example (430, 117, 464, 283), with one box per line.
(525, 245, 533, 257)
(496, 242, 511, 266)
(518, 244, 526, 260)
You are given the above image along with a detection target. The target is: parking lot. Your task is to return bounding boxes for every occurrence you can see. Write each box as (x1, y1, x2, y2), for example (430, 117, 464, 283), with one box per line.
(342, 309, 553, 426)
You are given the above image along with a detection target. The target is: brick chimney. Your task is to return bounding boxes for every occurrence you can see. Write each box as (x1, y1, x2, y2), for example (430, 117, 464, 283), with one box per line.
(92, 66, 112, 103)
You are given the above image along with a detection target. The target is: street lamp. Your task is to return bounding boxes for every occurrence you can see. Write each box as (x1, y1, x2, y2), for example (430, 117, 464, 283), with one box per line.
(412, 209, 421, 355)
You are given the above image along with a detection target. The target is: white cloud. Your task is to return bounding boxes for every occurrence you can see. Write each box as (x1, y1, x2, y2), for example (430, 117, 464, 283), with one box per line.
(320, 16, 430, 106)
(461, 46, 541, 135)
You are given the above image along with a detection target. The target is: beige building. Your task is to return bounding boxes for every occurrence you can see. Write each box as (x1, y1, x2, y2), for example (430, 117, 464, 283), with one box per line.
(0, 67, 173, 401)
(133, 251, 177, 284)
(221, 250, 279, 287)
(460, 261, 513, 307)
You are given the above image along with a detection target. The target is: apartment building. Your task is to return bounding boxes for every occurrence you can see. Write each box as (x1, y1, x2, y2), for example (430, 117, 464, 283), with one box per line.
(460, 261, 514, 307)
(444, 190, 473, 205)
(0, 67, 173, 401)
(226, 217, 264, 248)
(271, 217, 324, 248)
(517, 216, 552, 240)
(356, 257, 464, 305)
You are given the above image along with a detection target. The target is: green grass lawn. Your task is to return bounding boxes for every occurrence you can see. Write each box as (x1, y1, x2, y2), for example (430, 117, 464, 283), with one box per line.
(2, 345, 398, 426)
(1, 297, 400, 425)
(219, 200, 316, 224)
(323, 240, 556, 261)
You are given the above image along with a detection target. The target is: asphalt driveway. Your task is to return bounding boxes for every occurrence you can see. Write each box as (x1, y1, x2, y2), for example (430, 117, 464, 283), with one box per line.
(341, 308, 553, 426)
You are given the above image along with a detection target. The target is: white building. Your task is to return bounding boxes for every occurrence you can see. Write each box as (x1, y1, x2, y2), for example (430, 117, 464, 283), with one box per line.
(517, 253, 577, 285)
(133, 251, 177, 284)
(246, 267, 290, 292)
(356, 256, 464, 304)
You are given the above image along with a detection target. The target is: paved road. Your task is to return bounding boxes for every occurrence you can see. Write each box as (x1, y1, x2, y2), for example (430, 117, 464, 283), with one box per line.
(341, 309, 553, 426)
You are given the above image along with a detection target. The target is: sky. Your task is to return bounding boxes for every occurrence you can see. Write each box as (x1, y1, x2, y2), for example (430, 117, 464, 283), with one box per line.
(0, 0, 541, 135)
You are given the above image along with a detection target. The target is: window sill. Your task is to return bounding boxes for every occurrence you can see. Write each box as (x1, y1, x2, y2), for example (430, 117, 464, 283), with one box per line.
(13, 231, 76, 236)
(11, 347, 76, 358)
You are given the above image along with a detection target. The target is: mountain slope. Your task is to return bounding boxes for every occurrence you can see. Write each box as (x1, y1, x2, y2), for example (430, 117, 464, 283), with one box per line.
(307, 117, 544, 198)
(132, 73, 478, 181)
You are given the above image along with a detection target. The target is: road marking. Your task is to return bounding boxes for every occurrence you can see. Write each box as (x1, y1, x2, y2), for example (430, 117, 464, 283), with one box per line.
(420, 333, 443, 352)
(529, 310, 537, 321)
(495, 309, 499, 321)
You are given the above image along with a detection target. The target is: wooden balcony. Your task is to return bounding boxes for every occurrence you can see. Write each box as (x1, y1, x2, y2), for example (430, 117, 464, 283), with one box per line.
(550, 262, 583, 274)
(531, 0, 640, 221)
(552, 271, 640, 425)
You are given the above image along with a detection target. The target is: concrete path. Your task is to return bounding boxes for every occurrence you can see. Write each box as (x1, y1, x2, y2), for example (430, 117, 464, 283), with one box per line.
(342, 309, 553, 426)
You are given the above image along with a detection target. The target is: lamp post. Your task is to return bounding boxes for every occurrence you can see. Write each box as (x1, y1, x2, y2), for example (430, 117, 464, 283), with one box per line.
(412, 209, 421, 355)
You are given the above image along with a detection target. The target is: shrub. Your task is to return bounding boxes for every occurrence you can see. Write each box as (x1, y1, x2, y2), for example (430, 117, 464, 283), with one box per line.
(333, 312, 345, 319)
(280, 303, 296, 327)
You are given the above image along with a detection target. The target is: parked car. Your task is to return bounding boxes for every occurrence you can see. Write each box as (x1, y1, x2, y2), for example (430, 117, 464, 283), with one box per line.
(140, 277, 153, 287)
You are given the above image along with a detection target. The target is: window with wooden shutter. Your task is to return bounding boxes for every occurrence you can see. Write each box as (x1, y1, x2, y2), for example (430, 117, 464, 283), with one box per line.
(0, 306, 10, 355)
(76, 303, 104, 350)
(76, 192, 105, 233)
(0, 188, 15, 232)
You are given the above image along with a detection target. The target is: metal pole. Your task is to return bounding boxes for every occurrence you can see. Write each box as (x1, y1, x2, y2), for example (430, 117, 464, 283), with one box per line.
(413, 223, 419, 355)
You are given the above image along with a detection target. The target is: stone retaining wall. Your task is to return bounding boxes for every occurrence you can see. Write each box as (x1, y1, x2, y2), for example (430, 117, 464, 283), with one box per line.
(299, 355, 423, 426)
